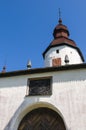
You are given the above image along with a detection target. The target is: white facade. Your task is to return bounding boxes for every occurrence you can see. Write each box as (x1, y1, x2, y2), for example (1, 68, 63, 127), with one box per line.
(44, 45, 83, 67)
(0, 67, 86, 130)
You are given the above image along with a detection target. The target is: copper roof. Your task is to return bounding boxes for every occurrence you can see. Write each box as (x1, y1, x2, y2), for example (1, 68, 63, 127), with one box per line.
(53, 20, 70, 38)
(51, 37, 76, 47)
(55, 24, 68, 31)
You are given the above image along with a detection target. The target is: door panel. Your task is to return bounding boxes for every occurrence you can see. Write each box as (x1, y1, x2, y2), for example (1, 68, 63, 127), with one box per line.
(18, 107, 66, 130)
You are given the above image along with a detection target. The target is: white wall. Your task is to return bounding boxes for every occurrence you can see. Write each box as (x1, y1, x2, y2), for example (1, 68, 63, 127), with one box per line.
(0, 76, 27, 130)
(44, 45, 83, 67)
(0, 69, 86, 130)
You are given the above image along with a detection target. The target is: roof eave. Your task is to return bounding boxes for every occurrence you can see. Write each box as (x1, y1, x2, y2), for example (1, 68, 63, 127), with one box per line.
(0, 63, 86, 78)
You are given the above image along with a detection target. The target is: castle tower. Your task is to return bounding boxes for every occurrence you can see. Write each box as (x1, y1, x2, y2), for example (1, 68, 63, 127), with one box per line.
(43, 18, 84, 67)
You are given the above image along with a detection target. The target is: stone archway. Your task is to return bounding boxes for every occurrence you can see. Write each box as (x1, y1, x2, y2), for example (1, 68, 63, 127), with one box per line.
(18, 107, 66, 130)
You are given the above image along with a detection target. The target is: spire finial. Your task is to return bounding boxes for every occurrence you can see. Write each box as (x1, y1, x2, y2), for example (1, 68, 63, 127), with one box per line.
(59, 8, 61, 19)
(2, 66, 6, 73)
(58, 8, 62, 24)
(1, 56, 7, 73)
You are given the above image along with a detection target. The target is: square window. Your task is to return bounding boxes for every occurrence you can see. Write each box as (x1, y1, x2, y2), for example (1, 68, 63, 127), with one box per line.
(27, 77, 52, 96)
(56, 50, 59, 53)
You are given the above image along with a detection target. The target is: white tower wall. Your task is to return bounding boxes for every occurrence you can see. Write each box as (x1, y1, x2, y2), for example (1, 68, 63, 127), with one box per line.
(44, 45, 83, 67)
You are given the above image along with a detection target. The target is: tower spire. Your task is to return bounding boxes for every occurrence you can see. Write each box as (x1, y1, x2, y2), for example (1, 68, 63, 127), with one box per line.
(58, 8, 62, 24)
(59, 8, 61, 19)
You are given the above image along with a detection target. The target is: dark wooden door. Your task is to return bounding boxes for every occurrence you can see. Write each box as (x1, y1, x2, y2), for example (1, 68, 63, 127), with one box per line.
(18, 107, 66, 130)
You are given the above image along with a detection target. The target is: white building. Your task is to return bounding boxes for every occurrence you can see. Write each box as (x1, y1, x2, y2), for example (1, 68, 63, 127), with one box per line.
(0, 18, 86, 130)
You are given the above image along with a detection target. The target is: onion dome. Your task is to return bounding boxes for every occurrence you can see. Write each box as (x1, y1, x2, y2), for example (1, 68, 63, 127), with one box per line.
(53, 18, 70, 39)
(52, 18, 76, 47)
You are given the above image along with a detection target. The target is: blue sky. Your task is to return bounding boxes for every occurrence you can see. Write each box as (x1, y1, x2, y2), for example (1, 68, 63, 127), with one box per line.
(0, 0, 86, 72)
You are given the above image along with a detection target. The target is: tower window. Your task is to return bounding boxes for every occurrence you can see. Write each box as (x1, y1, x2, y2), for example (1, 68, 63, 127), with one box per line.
(52, 58, 61, 66)
(56, 49, 59, 53)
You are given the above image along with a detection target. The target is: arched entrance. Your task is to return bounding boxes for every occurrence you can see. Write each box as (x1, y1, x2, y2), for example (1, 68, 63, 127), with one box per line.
(18, 107, 66, 130)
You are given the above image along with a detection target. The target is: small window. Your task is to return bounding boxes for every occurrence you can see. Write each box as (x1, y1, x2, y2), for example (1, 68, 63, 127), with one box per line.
(52, 58, 61, 67)
(26, 77, 52, 96)
(56, 50, 59, 53)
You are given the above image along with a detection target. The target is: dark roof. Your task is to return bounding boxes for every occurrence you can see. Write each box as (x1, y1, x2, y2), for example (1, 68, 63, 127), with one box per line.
(51, 37, 76, 46)
(0, 63, 86, 78)
(53, 24, 70, 38)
